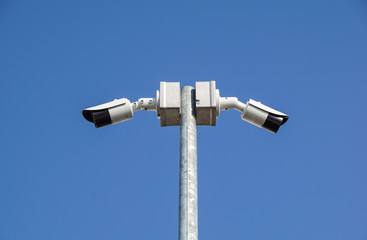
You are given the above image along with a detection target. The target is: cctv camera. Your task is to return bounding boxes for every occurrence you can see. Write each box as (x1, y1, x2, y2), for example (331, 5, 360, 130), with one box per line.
(214, 88, 288, 133)
(82, 98, 134, 128)
(242, 99, 289, 134)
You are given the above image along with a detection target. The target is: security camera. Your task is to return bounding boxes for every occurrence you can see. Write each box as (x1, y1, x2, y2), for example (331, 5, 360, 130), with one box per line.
(212, 86, 289, 133)
(242, 99, 289, 134)
(82, 95, 159, 128)
(82, 82, 183, 129)
(82, 98, 134, 128)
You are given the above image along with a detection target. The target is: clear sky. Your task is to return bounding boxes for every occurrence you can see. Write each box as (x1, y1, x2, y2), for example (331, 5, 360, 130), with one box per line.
(1, 0, 367, 239)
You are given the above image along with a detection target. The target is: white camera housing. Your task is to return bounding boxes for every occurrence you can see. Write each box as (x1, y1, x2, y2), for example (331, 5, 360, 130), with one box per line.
(242, 99, 289, 133)
(82, 98, 133, 128)
(195, 81, 289, 133)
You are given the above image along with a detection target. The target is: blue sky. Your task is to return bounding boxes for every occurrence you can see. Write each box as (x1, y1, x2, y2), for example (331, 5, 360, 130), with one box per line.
(1, 0, 367, 239)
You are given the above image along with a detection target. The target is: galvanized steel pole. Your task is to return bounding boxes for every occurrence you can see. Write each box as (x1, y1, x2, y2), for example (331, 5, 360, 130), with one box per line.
(179, 86, 198, 240)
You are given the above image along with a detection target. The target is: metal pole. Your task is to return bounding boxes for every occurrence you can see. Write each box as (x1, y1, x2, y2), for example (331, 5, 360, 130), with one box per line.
(179, 86, 198, 240)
